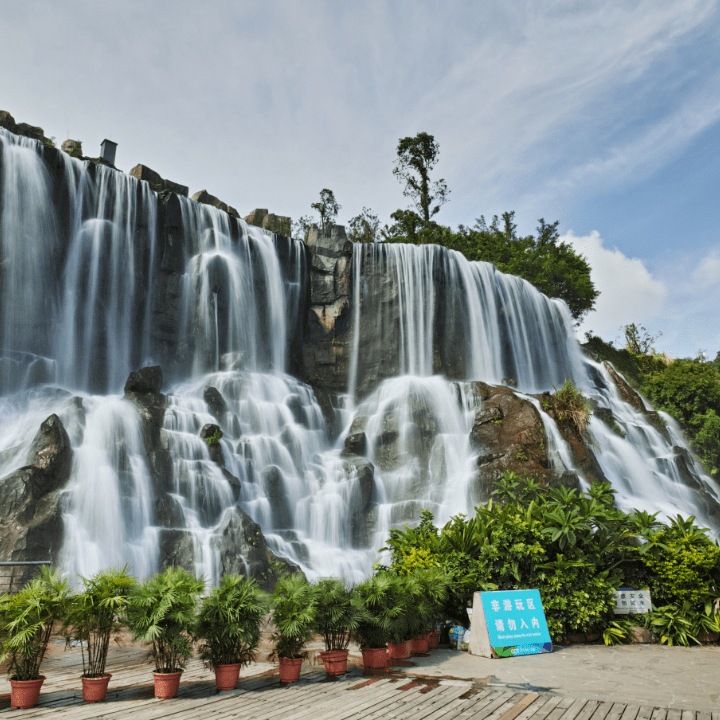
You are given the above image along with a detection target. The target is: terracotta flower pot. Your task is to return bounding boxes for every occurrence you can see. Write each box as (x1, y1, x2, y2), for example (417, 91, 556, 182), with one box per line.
(361, 647, 387, 670)
(428, 631, 441, 649)
(10, 676, 45, 709)
(387, 641, 405, 661)
(278, 657, 303, 683)
(214, 663, 241, 690)
(411, 634, 429, 655)
(319, 649, 349, 676)
(81, 673, 112, 703)
(152, 671, 183, 699)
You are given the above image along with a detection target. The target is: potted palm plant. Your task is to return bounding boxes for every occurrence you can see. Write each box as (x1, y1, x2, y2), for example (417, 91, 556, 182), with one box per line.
(407, 568, 449, 655)
(63, 566, 135, 703)
(0, 567, 69, 709)
(124, 566, 203, 699)
(270, 573, 316, 683)
(354, 572, 406, 669)
(312, 578, 364, 676)
(195, 574, 267, 690)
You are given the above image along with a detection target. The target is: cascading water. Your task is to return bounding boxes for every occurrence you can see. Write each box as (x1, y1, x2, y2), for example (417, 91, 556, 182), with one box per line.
(344, 242, 720, 543)
(1, 124, 718, 588)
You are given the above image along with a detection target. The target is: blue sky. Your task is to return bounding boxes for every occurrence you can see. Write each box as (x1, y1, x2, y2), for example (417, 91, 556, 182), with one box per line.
(2, 0, 719, 358)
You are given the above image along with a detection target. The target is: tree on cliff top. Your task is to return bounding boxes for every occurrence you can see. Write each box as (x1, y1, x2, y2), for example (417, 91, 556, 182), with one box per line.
(311, 189, 341, 233)
(392, 132, 449, 226)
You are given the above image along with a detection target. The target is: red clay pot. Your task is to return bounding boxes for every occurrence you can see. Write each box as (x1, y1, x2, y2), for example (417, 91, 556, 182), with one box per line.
(214, 663, 241, 690)
(411, 634, 429, 655)
(10, 676, 45, 709)
(361, 647, 387, 669)
(278, 657, 303, 683)
(81, 673, 112, 703)
(152, 670, 183, 699)
(319, 649, 349, 676)
(428, 631, 441, 649)
(388, 640, 412, 661)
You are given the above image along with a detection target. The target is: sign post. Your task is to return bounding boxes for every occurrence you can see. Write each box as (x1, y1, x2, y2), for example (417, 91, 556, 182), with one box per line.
(468, 589, 552, 658)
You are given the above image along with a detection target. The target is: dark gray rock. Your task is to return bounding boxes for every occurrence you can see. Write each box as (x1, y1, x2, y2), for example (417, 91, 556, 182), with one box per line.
(211, 507, 301, 591)
(124, 365, 163, 395)
(204, 387, 228, 418)
(344, 432, 367, 456)
(200, 423, 224, 466)
(0, 414, 74, 566)
(263, 465, 292, 529)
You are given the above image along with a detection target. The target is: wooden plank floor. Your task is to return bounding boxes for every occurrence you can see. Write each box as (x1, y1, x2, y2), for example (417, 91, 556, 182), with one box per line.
(1, 656, 718, 719)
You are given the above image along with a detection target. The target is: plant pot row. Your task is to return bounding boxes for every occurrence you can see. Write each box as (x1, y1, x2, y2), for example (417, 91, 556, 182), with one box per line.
(9, 664, 248, 709)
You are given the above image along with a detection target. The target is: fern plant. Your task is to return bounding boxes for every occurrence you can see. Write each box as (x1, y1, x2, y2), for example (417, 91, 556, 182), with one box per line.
(124, 566, 203, 673)
(271, 574, 316, 659)
(0, 567, 70, 680)
(195, 575, 267, 669)
(312, 579, 365, 652)
(63, 566, 135, 678)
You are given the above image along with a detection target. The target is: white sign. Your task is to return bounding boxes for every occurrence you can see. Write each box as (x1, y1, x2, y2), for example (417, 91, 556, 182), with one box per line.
(613, 588, 651, 614)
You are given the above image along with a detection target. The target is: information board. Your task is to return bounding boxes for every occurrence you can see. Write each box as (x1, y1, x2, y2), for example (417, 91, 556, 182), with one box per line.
(477, 589, 552, 657)
(613, 588, 651, 614)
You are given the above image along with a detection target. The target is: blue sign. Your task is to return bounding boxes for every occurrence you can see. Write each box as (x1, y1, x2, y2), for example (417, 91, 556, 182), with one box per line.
(480, 589, 552, 657)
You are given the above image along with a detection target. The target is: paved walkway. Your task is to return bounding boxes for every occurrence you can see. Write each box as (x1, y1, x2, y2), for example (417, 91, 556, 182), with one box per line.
(0, 641, 718, 717)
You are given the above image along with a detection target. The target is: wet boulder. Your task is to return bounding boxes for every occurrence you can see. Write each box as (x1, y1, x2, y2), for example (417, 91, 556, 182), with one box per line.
(0, 414, 74, 570)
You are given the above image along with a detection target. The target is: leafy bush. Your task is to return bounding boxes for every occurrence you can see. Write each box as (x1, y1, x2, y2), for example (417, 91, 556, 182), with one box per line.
(0, 567, 69, 680)
(124, 566, 203, 673)
(312, 579, 365, 652)
(543, 380, 591, 438)
(195, 575, 267, 669)
(379, 479, 720, 643)
(63, 566, 135, 678)
(354, 572, 407, 648)
(271, 574, 316, 659)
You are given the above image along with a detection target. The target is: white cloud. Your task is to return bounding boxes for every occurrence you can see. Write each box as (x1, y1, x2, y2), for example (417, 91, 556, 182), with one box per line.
(692, 249, 720, 289)
(562, 231, 667, 337)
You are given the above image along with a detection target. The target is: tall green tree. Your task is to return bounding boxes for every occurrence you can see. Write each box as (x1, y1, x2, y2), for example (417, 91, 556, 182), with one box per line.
(392, 132, 449, 225)
(311, 189, 341, 233)
(348, 207, 380, 243)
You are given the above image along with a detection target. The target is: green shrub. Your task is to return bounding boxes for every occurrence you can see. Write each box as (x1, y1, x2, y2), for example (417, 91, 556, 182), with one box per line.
(63, 566, 135, 678)
(0, 567, 69, 680)
(312, 578, 364, 652)
(195, 575, 267, 669)
(124, 566, 203, 673)
(271, 574, 315, 659)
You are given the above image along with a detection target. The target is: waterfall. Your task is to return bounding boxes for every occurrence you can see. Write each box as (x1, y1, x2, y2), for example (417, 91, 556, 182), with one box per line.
(1, 124, 718, 587)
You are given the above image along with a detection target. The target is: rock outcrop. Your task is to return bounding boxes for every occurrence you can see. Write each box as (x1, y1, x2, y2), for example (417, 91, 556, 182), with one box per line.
(0, 414, 74, 581)
(300, 225, 354, 431)
(466, 383, 552, 495)
(130, 164, 189, 197)
(191, 189, 239, 218)
(244, 208, 291, 237)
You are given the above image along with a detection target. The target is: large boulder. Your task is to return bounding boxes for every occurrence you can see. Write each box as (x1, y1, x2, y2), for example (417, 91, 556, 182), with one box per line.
(191, 189, 239, 218)
(468, 383, 550, 496)
(211, 507, 301, 591)
(0, 414, 74, 574)
(129, 164, 188, 197)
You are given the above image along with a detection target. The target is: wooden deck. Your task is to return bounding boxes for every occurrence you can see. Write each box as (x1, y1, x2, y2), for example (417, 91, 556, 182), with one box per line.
(1, 654, 718, 720)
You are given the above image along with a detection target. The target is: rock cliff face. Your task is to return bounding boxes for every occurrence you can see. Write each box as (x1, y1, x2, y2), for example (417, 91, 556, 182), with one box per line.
(300, 225, 354, 430)
(0, 414, 73, 583)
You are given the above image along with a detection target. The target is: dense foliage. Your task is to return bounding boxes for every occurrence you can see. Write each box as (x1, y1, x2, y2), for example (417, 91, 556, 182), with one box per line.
(312, 578, 364, 652)
(381, 475, 720, 645)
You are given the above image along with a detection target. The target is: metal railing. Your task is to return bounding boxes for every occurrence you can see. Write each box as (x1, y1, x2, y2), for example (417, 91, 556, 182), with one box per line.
(0, 561, 52, 595)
